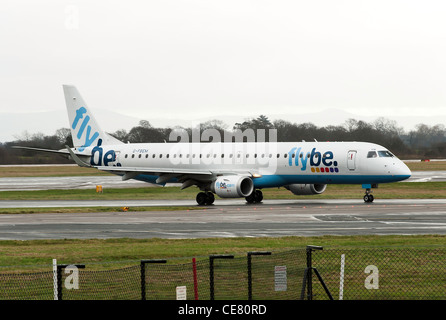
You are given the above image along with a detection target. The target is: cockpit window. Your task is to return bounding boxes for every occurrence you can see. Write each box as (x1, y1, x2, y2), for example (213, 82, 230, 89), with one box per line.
(378, 150, 394, 158)
(367, 151, 378, 158)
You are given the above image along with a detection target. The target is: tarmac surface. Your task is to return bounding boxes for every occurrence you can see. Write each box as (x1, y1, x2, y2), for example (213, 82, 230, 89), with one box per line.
(0, 199, 445, 240)
(0, 170, 444, 240)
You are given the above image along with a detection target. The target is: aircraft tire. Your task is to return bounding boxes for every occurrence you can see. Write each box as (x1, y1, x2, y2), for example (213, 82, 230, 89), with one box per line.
(255, 190, 263, 203)
(205, 192, 215, 205)
(245, 189, 263, 204)
(196, 192, 207, 205)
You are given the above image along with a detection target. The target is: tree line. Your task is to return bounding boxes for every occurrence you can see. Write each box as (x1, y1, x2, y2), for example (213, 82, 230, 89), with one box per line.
(1, 116, 445, 164)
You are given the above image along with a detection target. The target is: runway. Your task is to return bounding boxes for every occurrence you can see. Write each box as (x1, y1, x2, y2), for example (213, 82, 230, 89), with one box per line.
(0, 170, 445, 240)
(0, 199, 445, 240)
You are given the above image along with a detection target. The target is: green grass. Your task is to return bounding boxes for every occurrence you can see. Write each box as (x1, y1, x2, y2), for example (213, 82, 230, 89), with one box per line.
(1, 235, 445, 269)
(0, 182, 445, 201)
(0, 165, 110, 178)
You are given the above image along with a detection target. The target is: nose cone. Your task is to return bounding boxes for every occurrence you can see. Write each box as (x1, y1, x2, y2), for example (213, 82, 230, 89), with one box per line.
(395, 161, 412, 181)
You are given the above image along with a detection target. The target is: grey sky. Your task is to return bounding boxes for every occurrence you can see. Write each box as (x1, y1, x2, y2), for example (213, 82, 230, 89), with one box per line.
(1, 0, 446, 137)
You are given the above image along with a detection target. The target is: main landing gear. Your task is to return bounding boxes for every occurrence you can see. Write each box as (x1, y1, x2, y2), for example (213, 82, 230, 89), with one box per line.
(245, 189, 263, 204)
(363, 188, 375, 203)
(195, 189, 264, 205)
(196, 192, 215, 206)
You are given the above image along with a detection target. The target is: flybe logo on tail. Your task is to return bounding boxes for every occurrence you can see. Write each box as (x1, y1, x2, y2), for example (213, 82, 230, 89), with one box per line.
(288, 147, 339, 173)
(72, 107, 99, 151)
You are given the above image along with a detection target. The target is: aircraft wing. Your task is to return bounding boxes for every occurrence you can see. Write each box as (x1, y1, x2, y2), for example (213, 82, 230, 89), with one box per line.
(96, 165, 257, 188)
(96, 165, 213, 176)
(96, 165, 256, 177)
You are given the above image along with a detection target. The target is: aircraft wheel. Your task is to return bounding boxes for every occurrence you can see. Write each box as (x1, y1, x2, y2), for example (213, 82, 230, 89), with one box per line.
(363, 194, 374, 203)
(205, 192, 215, 205)
(245, 193, 255, 204)
(196, 192, 207, 205)
(245, 189, 263, 204)
(255, 190, 263, 203)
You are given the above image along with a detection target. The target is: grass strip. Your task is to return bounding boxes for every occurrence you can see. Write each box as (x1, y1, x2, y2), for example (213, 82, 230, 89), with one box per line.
(0, 182, 445, 200)
(0, 235, 445, 270)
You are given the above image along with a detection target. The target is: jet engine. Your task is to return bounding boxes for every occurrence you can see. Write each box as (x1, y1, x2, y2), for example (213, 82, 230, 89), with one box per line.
(286, 184, 327, 195)
(211, 175, 254, 198)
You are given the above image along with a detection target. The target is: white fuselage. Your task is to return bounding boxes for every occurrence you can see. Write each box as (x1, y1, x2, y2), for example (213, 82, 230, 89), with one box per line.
(81, 140, 411, 188)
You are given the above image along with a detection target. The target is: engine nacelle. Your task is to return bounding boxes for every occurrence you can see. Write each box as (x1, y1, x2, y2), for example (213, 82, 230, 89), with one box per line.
(211, 175, 254, 198)
(286, 184, 327, 195)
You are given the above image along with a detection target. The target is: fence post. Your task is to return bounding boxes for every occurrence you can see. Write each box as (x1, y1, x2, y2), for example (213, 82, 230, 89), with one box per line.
(209, 255, 234, 300)
(247, 251, 271, 300)
(53, 259, 57, 301)
(56, 264, 85, 301)
(301, 245, 323, 300)
(140, 259, 167, 300)
(192, 258, 199, 300)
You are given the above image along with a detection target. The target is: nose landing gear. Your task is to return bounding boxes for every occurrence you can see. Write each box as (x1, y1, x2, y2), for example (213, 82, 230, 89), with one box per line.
(363, 191, 374, 203)
(363, 184, 377, 203)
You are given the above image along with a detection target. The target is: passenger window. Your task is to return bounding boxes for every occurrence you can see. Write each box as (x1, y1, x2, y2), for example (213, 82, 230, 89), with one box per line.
(367, 151, 377, 158)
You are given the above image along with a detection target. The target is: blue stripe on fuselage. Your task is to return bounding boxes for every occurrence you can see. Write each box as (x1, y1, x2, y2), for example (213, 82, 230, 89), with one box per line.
(252, 174, 411, 188)
(125, 173, 410, 188)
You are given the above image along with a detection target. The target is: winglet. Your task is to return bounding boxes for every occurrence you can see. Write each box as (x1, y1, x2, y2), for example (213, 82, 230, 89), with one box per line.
(65, 146, 92, 168)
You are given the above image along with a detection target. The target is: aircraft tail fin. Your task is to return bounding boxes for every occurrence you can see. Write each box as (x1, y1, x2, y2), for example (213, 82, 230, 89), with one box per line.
(63, 85, 123, 151)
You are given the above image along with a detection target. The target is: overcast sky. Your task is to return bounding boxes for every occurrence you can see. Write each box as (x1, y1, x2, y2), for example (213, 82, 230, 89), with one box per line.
(1, 0, 446, 135)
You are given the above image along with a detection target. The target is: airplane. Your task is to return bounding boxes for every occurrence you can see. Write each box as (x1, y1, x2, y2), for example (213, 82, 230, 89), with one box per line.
(15, 85, 412, 205)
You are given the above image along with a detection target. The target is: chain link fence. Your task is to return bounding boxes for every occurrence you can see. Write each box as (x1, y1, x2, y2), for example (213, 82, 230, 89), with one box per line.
(1, 246, 445, 300)
(311, 247, 446, 300)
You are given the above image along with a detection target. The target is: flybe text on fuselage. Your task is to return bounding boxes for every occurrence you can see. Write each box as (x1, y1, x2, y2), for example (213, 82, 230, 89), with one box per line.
(287, 147, 339, 173)
(90, 139, 120, 167)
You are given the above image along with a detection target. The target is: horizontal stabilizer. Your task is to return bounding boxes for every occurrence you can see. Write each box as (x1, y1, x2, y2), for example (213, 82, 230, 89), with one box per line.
(11, 146, 69, 155)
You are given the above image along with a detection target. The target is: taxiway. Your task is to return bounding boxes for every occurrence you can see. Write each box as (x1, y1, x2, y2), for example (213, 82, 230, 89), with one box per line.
(0, 199, 445, 240)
